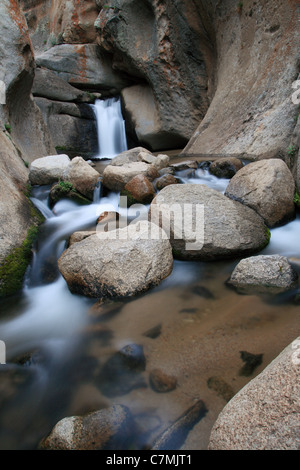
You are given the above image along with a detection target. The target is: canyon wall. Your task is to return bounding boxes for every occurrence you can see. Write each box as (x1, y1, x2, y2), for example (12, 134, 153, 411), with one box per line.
(0, 0, 54, 297)
(21, 0, 299, 158)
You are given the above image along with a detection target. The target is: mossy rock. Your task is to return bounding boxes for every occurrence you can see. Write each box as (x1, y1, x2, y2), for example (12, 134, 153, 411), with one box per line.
(0, 193, 45, 299)
(49, 181, 91, 207)
(0, 224, 39, 298)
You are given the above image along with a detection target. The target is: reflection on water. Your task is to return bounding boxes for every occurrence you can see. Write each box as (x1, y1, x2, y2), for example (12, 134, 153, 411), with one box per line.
(0, 168, 299, 450)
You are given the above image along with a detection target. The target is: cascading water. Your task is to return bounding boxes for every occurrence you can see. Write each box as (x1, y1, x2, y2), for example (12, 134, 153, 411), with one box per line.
(0, 186, 120, 357)
(92, 97, 128, 160)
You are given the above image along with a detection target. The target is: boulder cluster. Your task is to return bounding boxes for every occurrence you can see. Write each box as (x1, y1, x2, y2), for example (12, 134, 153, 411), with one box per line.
(28, 150, 298, 302)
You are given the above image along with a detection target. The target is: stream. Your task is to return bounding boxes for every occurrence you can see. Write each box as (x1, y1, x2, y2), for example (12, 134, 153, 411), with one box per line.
(0, 101, 299, 450)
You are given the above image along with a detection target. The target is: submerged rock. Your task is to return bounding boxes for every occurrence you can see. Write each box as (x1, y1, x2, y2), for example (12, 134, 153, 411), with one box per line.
(98, 344, 147, 397)
(39, 405, 133, 450)
(152, 400, 208, 450)
(228, 255, 299, 295)
(58, 221, 173, 298)
(225, 159, 296, 228)
(209, 339, 300, 450)
(207, 376, 235, 403)
(149, 184, 271, 261)
(149, 369, 177, 393)
(239, 351, 264, 377)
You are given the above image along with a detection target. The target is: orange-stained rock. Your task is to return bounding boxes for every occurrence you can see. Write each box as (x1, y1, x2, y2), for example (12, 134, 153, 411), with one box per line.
(123, 174, 156, 205)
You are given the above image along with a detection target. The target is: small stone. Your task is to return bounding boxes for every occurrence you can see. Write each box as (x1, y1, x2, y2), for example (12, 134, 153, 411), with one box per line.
(209, 157, 244, 179)
(149, 369, 177, 393)
(155, 174, 181, 191)
(118, 344, 146, 372)
(207, 376, 235, 402)
(239, 351, 264, 377)
(171, 160, 198, 171)
(143, 324, 162, 339)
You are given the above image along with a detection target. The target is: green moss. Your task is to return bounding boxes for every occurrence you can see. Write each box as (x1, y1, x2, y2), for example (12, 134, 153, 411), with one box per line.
(58, 180, 75, 192)
(120, 189, 139, 208)
(0, 225, 39, 298)
(265, 226, 271, 244)
(4, 123, 11, 134)
(288, 145, 297, 158)
(50, 181, 91, 207)
(294, 192, 300, 208)
(55, 146, 68, 152)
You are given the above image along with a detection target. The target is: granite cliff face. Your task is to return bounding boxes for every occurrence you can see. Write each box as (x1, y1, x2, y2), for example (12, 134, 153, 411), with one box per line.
(0, 0, 54, 297)
(18, 0, 300, 158)
(183, 0, 300, 161)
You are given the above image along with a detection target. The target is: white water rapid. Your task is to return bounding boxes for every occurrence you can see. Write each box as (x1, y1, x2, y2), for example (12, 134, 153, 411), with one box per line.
(92, 97, 128, 160)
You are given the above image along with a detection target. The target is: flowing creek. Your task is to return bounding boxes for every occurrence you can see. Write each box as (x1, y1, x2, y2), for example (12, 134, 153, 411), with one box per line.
(0, 101, 299, 450)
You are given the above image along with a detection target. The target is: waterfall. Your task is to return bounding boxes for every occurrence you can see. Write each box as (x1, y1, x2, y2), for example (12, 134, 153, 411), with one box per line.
(92, 97, 128, 160)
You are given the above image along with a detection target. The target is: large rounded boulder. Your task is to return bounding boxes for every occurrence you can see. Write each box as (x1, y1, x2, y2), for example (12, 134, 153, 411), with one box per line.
(225, 159, 296, 228)
(149, 184, 271, 260)
(58, 221, 173, 298)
